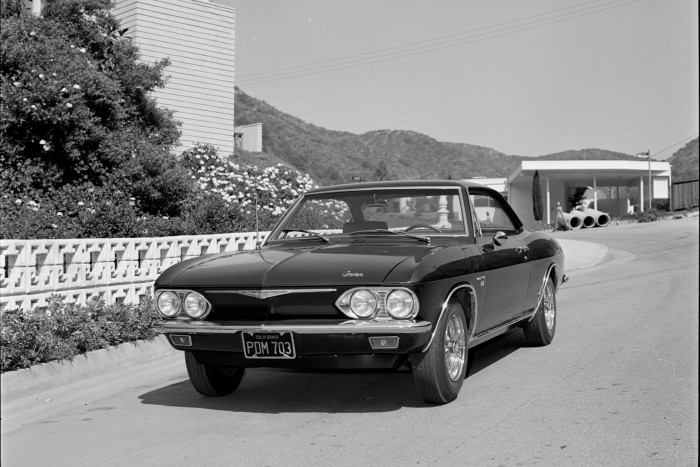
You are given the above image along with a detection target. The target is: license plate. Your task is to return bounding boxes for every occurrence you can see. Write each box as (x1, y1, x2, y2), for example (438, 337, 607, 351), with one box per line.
(242, 332, 296, 359)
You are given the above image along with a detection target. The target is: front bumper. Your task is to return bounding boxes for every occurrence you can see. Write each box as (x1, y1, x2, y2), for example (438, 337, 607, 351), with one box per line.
(153, 318, 431, 335)
(154, 318, 433, 368)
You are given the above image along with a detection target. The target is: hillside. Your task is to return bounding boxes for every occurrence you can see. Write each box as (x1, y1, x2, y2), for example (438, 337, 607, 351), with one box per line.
(234, 88, 647, 186)
(667, 138, 699, 181)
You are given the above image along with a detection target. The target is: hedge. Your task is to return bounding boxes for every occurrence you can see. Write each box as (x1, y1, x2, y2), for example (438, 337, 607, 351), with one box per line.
(1, 296, 160, 373)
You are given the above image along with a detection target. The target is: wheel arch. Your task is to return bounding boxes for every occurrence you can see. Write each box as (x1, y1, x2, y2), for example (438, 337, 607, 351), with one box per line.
(422, 282, 478, 352)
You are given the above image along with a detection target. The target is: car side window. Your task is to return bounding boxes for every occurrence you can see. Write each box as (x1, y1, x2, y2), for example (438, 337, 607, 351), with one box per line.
(470, 193, 516, 235)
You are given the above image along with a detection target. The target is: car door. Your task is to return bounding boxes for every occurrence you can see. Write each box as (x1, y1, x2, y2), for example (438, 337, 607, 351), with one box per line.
(469, 189, 530, 332)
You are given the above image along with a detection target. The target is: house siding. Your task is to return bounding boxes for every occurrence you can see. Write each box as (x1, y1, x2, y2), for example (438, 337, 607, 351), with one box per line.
(114, 0, 235, 155)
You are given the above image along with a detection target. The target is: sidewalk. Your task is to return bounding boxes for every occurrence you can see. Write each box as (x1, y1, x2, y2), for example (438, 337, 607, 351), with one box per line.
(1, 239, 609, 399)
(557, 239, 610, 271)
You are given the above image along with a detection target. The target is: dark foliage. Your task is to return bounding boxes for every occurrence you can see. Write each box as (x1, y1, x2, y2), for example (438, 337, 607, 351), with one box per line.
(234, 87, 649, 187)
(532, 170, 543, 222)
(1, 296, 160, 372)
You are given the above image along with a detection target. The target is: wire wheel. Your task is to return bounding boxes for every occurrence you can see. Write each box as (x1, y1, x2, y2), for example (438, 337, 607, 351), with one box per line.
(412, 303, 468, 404)
(444, 313, 466, 382)
(543, 280, 555, 331)
(523, 276, 556, 346)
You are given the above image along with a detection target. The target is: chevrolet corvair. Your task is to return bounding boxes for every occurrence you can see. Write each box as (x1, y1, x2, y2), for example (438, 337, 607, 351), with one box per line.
(153, 180, 564, 404)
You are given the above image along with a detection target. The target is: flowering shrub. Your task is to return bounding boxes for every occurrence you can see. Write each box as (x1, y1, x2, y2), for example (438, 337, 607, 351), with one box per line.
(0, 185, 188, 239)
(1, 296, 160, 372)
(181, 143, 316, 229)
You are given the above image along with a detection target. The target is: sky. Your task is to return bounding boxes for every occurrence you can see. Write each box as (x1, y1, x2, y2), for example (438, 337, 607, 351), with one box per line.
(218, 0, 698, 159)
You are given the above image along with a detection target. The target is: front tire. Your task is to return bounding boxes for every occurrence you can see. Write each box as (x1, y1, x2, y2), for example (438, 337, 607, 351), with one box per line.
(412, 303, 468, 404)
(185, 351, 245, 396)
(523, 277, 556, 346)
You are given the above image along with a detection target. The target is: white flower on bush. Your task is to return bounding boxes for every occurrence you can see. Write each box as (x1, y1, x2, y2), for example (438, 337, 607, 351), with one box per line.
(73, 84, 81, 90)
(66, 103, 73, 108)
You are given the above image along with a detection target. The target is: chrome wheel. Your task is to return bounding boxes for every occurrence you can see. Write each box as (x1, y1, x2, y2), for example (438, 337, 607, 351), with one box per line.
(444, 313, 466, 382)
(523, 276, 556, 346)
(412, 303, 468, 404)
(543, 281, 555, 331)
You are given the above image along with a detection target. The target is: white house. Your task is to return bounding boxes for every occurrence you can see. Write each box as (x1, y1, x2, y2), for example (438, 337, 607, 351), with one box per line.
(114, 0, 236, 155)
(467, 160, 672, 229)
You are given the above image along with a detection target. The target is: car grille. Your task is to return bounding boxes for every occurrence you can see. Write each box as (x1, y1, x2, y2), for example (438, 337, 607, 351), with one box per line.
(201, 289, 344, 321)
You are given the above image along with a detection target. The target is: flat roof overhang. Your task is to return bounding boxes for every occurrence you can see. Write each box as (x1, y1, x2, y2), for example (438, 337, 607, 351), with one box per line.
(508, 160, 672, 185)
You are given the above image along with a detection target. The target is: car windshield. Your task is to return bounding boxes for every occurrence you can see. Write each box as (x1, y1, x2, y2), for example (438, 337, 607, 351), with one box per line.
(268, 187, 469, 241)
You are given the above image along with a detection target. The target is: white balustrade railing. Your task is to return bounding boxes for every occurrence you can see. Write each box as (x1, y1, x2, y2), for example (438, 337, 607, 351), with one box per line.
(0, 231, 270, 311)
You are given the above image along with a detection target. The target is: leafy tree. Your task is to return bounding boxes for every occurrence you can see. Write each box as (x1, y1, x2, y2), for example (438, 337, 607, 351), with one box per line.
(0, 0, 190, 215)
(532, 170, 543, 224)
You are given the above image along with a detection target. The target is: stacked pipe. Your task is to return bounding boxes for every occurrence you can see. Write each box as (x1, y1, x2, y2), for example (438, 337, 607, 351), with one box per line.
(557, 211, 583, 230)
(582, 208, 611, 227)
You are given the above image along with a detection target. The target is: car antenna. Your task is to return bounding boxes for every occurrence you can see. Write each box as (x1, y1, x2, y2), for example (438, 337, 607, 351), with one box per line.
(255, 188, 261, 250)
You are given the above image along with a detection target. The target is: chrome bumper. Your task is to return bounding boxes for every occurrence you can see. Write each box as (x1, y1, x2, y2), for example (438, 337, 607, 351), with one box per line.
(153, 319, 432, 335)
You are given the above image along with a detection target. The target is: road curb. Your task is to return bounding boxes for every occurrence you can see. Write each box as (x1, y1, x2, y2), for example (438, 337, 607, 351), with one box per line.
(1, 335, 176, 397)
(557, 239, 610, 271)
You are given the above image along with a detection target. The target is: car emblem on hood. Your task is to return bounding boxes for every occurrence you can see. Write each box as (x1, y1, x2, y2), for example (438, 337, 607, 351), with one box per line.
(234, 290, 295, 299)
(342, 271, 364, 278)
(231, 289, 337, 299)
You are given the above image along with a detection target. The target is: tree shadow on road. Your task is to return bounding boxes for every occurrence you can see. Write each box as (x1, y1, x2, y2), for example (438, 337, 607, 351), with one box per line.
(138, 330, 526, 414)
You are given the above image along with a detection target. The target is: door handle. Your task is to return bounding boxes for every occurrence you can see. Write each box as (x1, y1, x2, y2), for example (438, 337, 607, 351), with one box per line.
(516, 246, 529, 255)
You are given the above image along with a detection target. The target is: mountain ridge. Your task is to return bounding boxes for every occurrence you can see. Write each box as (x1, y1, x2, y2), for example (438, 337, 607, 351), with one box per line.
(234, 88, 697, 186)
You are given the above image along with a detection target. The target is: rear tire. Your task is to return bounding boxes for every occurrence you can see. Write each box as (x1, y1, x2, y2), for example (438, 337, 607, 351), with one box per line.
(185, 351, 245, 396)
(412, 303, 468, 404)
(523, 277, 556, 346)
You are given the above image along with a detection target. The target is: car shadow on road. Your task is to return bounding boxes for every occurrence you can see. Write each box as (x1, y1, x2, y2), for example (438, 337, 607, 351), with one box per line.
(138, 330, 526, 414)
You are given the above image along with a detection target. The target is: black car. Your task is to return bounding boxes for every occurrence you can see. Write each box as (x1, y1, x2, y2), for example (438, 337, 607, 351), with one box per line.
(153, 180, 565, 404)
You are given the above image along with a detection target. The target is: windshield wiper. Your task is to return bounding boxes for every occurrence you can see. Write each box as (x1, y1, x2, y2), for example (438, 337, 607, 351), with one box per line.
(281, 229, 331, 243)
(348, 229, 430, 244)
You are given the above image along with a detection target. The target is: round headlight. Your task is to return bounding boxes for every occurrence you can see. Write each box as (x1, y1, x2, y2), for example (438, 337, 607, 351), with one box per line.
(157, 291, 181, 317)
(386, 289, 416, 319)
(184, 291, 210, 319)
(350, 289, 377, 318)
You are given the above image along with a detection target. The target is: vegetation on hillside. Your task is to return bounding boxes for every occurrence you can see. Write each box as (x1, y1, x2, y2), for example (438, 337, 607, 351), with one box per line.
(234, 88, 650, 186)
(667, 138, 699, 181)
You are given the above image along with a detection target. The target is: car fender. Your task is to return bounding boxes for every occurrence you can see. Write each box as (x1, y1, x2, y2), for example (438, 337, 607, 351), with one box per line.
(420, 282, 478, 352)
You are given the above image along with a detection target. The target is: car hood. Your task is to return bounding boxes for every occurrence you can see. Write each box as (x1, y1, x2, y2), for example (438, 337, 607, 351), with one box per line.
(155, 242, 439, 288)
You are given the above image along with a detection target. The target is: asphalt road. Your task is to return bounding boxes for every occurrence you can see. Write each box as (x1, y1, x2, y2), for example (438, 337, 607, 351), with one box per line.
(2, 217, 698, 467)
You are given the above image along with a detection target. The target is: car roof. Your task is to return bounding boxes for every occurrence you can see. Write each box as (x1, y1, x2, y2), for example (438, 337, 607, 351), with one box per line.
(306, 180, 491, 194)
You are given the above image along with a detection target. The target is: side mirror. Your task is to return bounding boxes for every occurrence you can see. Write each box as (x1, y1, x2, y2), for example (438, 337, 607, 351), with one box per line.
(493, 231, 507, 246)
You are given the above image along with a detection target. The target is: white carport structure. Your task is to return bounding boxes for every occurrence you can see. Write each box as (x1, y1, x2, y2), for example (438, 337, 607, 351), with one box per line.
(505, 160, 672, 229)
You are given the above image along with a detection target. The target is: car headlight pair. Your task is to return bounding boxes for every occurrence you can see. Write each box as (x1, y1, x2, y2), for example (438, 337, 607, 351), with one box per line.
(156, 290, 211, 319)
(336, 288, 419, 320)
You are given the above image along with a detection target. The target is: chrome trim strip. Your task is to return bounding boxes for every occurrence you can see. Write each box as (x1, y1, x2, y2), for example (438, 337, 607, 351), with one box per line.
(154, 319, 432, 335)
(421, 284, 478, 352)
(209, 288, 337, 297)
(470, 314, 532, 343)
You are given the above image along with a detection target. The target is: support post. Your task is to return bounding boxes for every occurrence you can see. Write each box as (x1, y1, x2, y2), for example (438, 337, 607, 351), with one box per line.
(546, 177, 551, 226)
(593, 176, 598, 211)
